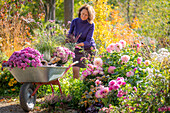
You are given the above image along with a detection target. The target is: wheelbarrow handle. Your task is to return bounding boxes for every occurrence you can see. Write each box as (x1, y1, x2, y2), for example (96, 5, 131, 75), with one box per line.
(59, 61, 79, 80)
(69, 61, 79, 68)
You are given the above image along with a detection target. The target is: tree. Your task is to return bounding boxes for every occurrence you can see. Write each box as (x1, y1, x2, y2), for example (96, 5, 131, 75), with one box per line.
(44, 0, 56, 22)
(64, 0, 74, 26)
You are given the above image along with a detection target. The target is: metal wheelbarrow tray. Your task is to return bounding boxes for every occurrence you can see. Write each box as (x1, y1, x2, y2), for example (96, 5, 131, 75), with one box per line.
(9, 66, 68, 83)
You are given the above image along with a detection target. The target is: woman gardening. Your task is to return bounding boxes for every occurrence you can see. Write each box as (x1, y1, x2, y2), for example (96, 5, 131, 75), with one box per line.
(68, 4, 96, 79)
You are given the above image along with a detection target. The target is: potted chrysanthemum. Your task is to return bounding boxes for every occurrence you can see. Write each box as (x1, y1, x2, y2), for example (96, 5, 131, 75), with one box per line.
(52, 46, 75, 66)
(7, 47, 43, 70)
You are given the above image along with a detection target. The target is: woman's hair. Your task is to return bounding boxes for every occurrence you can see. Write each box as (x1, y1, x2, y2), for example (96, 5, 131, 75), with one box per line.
(78, 4, 95, 24)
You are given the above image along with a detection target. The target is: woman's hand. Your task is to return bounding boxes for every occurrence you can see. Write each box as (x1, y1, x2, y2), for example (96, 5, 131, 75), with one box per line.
(76, 42, 84, 47)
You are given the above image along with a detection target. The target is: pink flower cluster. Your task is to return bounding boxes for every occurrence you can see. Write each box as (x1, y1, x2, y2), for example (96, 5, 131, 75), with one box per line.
(108, 77, 126, 92)
(95, 79, 102, 86)
(53, 47, 75, 64)
(158, 106, 170, 112)
(81, 58, 104, 79)
(99, 104, 113, 113)
(126, 71, 134, 77)
(95, 77, 127, 98)
(121, 55, 130, 63)
(106, 40, 126, 53)
(7, 47, 43, 70)
(95, 85, 109, 98)
(137, 57, 142, 64)
(108, 66, 116, 74)
(137, 57, 151, 66)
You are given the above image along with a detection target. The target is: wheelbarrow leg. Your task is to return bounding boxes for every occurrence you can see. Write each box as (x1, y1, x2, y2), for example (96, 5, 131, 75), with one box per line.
(57, 79, 63, 95)
(50, 84, 54, 96)
(31, 84, 42, 97)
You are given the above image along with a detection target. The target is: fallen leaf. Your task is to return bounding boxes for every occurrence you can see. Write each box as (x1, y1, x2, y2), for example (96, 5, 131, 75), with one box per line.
(0, 99, 4, 102)
(7, 100, 12, 103)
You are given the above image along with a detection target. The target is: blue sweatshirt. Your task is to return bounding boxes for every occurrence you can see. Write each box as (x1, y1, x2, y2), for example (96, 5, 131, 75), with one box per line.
(69, 18, 96, 49)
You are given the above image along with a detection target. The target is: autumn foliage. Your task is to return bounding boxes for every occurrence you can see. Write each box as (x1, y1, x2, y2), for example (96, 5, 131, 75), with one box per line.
(0, 3, 32, 57)
(89, 0, 142, 53)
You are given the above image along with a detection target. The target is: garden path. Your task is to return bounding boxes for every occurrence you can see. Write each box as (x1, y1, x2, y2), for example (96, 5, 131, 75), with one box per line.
(0, 97, 46, 113)
(0, 97, 78, 113)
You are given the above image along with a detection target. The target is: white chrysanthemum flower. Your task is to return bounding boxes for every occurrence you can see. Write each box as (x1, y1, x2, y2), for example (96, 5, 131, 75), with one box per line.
(94, 58, 103, 67)
(158, 48, 168, 54)
(157, 56, 164, 62)
(150, 52, 158, 59)
(145, 67, 153, 74)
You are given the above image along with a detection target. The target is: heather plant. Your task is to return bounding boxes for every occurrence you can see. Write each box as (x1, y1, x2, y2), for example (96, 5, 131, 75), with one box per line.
(42, 77, 85, 110)
(44, 93, 72, 112)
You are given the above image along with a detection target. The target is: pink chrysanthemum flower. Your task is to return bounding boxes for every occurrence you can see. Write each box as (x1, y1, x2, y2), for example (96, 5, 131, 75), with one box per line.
(137, 57, 142, 64)
(106, 46, 112, 53)
(95, 90, 103, 98)
(95, 79, 102, 86)
(117, 77, 124, 81)
(134, 67, 137, 72)
(108, 43, 115, 51)
(94, 58, 103, 67)
(117, 90, 124, 97)
(82, 70, 88, 77)
(117, 80, 123, 86)
(93, 70, 100, 75)
(113, 84, 120, 90)
(108, 66, 116, 74)
(119, 40, 126, 48)
(136, 43, 141, 48)
(109, 80, 117, 87)
(122, 82, 126, 85)
(133, 86, 137, 92)
(114, 43, 122, 52)
(121, 55, 130, 63)
(100, 87, 109, 98)
(126, 71, 134, 77)
(144, 60, 151, 66)
(109, 86, 114, 91)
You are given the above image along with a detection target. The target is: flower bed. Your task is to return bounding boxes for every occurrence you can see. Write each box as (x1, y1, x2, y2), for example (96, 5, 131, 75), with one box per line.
(78, 40, 169, 112)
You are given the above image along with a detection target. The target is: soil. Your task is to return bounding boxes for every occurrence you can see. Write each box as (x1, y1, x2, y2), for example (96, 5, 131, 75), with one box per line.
(0, 96, 78, 113)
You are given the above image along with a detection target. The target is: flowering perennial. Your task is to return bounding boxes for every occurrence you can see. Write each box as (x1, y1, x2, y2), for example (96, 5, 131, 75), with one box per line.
(7, 47, 43, 70)
(53, 47, 75, 64)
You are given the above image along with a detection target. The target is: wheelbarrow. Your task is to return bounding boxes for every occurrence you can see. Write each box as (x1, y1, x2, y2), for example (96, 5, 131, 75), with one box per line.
(5, 61, 78, 112)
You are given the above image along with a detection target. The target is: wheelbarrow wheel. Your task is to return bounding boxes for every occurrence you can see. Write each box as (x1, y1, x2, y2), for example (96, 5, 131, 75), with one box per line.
(19, 83, 37, 112)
